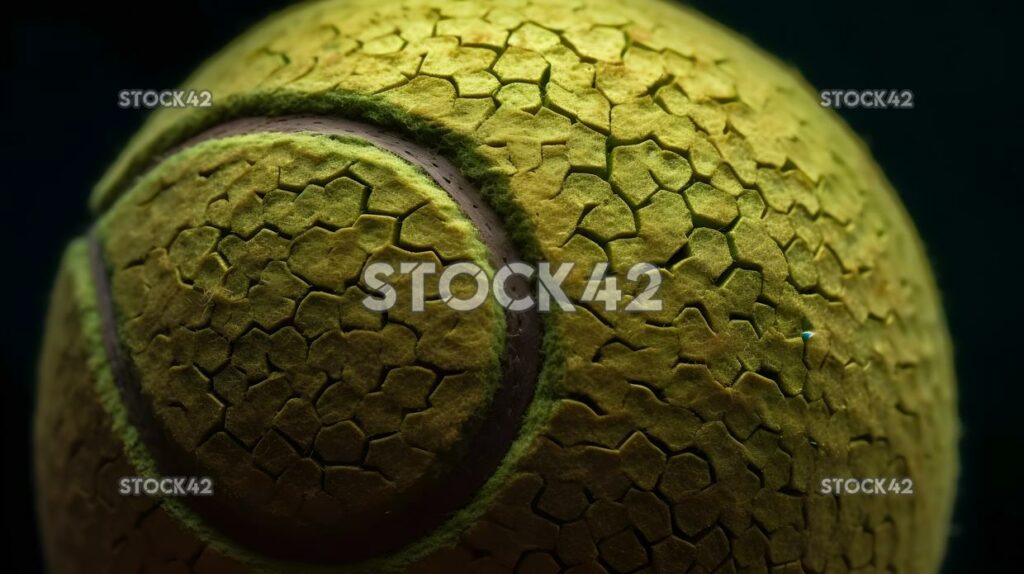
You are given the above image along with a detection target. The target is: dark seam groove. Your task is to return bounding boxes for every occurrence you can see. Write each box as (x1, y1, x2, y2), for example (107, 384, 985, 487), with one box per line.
(90, 116, 544, 564)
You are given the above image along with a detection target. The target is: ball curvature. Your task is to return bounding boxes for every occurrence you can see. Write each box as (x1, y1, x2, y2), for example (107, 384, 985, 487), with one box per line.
(35, 1, 957, 573)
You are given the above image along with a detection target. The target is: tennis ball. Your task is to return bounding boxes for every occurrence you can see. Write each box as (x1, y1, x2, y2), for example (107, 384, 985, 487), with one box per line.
(34, 0, 957, 573)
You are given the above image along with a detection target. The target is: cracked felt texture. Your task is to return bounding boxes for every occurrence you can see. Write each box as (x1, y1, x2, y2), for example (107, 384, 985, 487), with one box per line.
(96, 132, 506, 540)
(35, 242, 253, 573)
(35, 0, 957, 573)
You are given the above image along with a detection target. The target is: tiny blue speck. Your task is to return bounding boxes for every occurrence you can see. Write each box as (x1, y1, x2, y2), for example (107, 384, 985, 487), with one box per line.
(801, 331, 815, 341)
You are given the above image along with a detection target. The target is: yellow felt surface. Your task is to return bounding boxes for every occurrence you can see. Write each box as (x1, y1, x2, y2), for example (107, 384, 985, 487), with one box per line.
(35, 1, 956, 572)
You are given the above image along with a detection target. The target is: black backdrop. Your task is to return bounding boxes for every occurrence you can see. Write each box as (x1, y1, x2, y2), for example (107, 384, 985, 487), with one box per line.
(5, 0, 1021, 571)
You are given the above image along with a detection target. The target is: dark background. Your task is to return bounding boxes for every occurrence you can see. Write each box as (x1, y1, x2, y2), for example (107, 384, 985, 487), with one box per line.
(4, 0, 1020, 571)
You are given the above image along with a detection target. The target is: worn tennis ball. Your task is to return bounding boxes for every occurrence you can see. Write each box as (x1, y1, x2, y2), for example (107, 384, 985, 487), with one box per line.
(34, 0, 957, 573)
